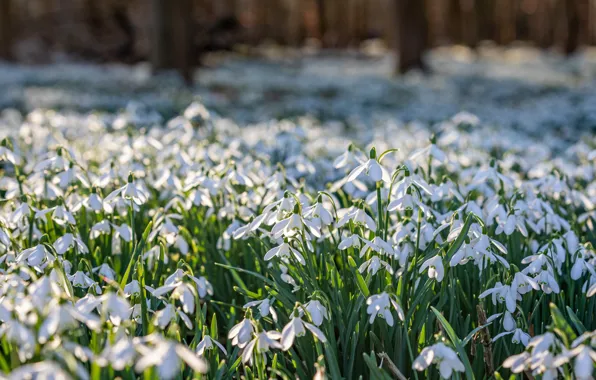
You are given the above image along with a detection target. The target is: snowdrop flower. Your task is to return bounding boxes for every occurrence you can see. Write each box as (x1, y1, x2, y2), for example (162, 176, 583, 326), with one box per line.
(101, 293, 132, 326)
(152, 281, 196, 314)
(419, 255, 445, 282)
(479, 282, 519, 313)
(366, 292, 404, 326)
(93, 263, 116, 281)
(0, 139, 20, 165)
(123, 280, 141, 297)
(338, 234, 362, 250)
(35, 205, 76, 226)
(553, 345, 596, 380)
(189, 275, 213, 298)
(153, 303, 192, 330)
(69, 271, 97, 290)
(346, 147, 390, 184)
(228, 318, 255, 348)
(495, 213, 528, 237)
(244, 298, 277, 321)
(358, 236, 395, 257)
(336, 206, 376, 231)
(112, 223, 133, 242)
(84, 188, 110, 213)
(241, 330, 282, 364)
(196, 335, 227, 356)
(135, 334, 208, 379)
(281, 315, 327, 351)
(9, 361, 74, 380)
(488, 311, 517, 331)
(34, 147, 70, 173)
(105, 173, 148, 206)
(53, 233, 89, 255)
(493, 328, 530, 346)
(502, 352, 530, 374)
(90, 220, 111, 239)
(409, 140, 447, 164)
(413, 342, 465, 379)
(97, 338, 136, 370)
(264, 242, 305, 265)
(392, 170, 433, 197)
(301, 300, 329, 326)
(303, 197, 334, 227)
(359, 255, 393, 275)
(16, 244, 54, 268)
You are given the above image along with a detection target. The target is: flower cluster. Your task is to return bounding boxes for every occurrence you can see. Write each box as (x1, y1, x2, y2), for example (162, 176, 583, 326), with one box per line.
(0, 98, 595, 379)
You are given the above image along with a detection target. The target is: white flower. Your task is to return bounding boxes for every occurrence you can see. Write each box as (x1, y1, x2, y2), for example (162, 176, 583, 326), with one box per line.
(264, 242, 305, 265)
(554, 345, 596, 380)
(359, 255, 393, 276)
(135, 334, 208, 379)
(228, 318, 255, 349)
(336, 207, 376, 231)
(90, 220, 111, 239)
(16, 244, 54, 268)
(98, 338, 136, 370)
(93, 263, 116, 281)
(280, 316, 327, 351)
(105, 174, 148, 206)
(346, 156, 390, 184)
(101, 293, 132, 326)
(479, 282, 519, 313)
(0, 144, 20, 165)
(493, 328, 530, 346)
(242, 330, 282, 364)
(69, 271, 96, 289)
(53, 233, 89, 255)
(413, 342, 465, 379)
(419, 255, 445, 282)
(196, 335, 227, 356)
(366, 292, 404, 326)
(302, 300, 329, 326)
(244, 298, 277, 321)
(409, 143, 447, 164)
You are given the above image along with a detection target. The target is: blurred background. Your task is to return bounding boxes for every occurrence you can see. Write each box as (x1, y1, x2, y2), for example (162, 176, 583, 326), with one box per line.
(3, 0, 596, 134)
(1, 0, 595, 79)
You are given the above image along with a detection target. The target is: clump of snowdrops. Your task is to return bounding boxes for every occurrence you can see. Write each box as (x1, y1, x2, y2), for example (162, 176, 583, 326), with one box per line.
(1, 102, 596, 380)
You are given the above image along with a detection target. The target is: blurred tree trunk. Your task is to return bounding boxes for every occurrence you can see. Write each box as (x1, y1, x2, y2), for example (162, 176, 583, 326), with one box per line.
(286, 0, 303, 45)
(564, 0, 586, 54)
(396, 0, 428, 74)
(316, 0, 326, 40)
(171, 0, 194, 83)
(0, 0, 12, 60)
(460, 0, 478, 47)
(214, 0, 235, 17)
(477, 0, 495, 41)
(448, 0, 463, 43)
(151, 0, 194, 84)
(495, 0, 516, 44)
(564, 0, 578, 54)
(151, 0, 170, 70)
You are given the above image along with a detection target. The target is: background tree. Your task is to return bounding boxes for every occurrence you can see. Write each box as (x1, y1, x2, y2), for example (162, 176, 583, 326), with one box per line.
(396, 0, 428, 73)
(0, 0, 13, 60)
(151, 0, 194, 84)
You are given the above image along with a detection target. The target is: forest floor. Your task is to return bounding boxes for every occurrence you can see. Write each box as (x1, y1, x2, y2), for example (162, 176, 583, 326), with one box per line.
(2, 44, 596, 138)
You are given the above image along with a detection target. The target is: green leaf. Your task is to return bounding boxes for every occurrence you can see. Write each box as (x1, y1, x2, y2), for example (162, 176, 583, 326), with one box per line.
(431, 307, 475, 380)
(363, 351, 393, 380)
(550, 303, 577, 343)
(445, 213, 475, 262)
(348, 256, 370, 297)
(566, 306, 587, 335)
(120, 221, 153, 289)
